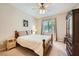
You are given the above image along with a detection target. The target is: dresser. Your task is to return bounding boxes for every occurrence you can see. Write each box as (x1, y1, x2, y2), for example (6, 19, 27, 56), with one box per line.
(65, 8, 79, 56)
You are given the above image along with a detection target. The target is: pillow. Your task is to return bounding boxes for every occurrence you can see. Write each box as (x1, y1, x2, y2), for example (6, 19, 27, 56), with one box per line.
(27, 30, 32, 35)
(18, 31, 28, 36)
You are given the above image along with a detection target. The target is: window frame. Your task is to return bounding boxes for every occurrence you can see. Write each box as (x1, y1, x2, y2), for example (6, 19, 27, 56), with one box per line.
(41, 18, 55, 35)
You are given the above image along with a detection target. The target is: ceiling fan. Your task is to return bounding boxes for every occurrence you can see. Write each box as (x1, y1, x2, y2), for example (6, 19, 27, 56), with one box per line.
(39, 3, 48, 9)
(39, 3, 49, 14)
(32, 3, 49, 14)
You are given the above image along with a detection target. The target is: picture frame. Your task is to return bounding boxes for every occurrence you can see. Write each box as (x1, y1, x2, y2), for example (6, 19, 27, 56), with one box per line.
(23, 20, 28, 27)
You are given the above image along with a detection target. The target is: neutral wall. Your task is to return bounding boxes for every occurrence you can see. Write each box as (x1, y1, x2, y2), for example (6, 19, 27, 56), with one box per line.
(0, 4, 35, 49)
(34, 18, 41, 34)
(73, 4, 79, 9)
(56, 13, 67, 42)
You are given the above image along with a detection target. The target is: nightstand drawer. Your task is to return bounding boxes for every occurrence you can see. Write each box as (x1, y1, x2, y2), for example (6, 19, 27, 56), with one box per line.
(7, 43, 16, 48)
(7, 42, 16, 47)
(7, 38, 16, 50)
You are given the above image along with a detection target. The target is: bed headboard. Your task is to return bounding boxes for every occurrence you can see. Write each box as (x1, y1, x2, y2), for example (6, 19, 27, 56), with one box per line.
(15, 30, 33, 39)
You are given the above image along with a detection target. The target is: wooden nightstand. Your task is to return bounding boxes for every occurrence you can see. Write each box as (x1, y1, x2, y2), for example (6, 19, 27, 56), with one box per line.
(6, 38, 16, 50)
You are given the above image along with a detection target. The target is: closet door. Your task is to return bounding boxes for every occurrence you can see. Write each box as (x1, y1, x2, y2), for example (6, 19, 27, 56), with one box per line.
(66, 12, 73, 56)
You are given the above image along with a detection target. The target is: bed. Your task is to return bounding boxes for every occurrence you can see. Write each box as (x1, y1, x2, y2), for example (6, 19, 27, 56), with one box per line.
(15, 31, 53, 56)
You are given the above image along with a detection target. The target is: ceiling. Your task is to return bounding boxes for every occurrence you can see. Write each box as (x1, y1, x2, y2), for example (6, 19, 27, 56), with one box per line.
(10, 3, 79, 17)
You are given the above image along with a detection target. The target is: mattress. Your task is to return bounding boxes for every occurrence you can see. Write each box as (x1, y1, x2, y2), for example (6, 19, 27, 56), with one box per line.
(16, 34, 51, 56)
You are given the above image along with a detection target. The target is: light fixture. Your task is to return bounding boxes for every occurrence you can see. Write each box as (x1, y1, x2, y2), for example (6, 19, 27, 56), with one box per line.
(39, 3, 48, 14)
(32, 25, 37, 34)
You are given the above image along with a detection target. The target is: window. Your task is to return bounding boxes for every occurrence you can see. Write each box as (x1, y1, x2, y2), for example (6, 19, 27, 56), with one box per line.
(41, 18, 55, 35)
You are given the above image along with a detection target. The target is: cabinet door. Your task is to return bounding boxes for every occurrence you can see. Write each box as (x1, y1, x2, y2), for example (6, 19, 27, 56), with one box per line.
(69, 15, 73, 38)
(66, 13, 73, 38)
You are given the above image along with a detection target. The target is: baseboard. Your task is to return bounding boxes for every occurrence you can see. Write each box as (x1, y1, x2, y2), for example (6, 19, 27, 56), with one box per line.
(0, 48, 6, 52)
(56, 40, 65, 43)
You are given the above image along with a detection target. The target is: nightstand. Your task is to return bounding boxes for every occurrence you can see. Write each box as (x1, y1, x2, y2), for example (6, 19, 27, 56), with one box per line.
(6, 38, 16, 50)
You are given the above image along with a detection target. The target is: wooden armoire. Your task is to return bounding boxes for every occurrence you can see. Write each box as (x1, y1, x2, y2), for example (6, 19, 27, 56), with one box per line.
(66, 8, 79, 56)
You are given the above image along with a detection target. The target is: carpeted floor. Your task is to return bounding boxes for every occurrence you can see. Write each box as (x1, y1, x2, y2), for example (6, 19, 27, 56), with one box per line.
(0, 41, 67, 56)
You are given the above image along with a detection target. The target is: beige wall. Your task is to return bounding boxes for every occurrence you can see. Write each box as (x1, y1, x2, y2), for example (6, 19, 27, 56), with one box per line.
(56, 13, 67, 42)
(0, 4, 35, 49)
(34, 18, 41, 34)
(73, 4, 79, 9)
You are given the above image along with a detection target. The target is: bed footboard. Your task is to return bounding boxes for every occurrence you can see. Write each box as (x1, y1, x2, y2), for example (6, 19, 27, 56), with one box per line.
(43, 34, 53, 56)
(43, 39, 45, 56)
(15, 31, 19, 39)
(51, 34, 53, 44)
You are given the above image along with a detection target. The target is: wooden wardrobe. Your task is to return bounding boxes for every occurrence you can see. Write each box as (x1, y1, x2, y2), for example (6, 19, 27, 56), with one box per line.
(66, 8, 79, 56)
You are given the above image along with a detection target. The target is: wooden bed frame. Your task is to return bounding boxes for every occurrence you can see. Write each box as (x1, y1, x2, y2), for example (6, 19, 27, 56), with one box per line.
(15, 31, 53, 56)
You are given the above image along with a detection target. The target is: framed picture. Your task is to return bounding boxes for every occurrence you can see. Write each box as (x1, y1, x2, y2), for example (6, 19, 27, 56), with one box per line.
(23, 20, 28, 27)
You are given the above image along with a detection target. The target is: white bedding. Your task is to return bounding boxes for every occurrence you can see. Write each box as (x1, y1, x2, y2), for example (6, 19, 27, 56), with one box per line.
(16, 34, 51, 56)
